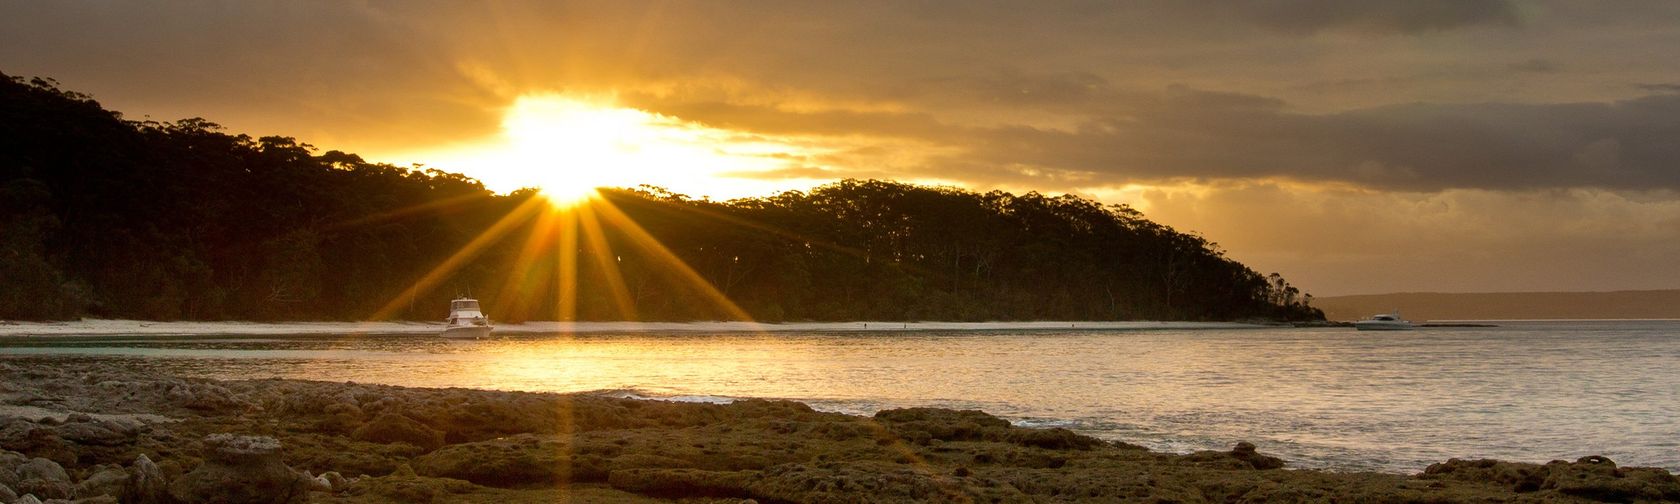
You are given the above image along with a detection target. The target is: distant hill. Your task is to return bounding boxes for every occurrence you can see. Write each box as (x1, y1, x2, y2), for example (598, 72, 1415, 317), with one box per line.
(1, 72, 1321, 322)
(1314, 290, 1680, 321)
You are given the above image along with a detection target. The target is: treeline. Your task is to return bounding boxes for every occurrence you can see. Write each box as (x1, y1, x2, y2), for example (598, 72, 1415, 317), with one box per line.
(0, 73, 1322, 322)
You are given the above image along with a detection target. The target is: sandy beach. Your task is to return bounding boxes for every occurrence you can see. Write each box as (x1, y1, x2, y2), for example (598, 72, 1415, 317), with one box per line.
(2, 359, 1676, 503)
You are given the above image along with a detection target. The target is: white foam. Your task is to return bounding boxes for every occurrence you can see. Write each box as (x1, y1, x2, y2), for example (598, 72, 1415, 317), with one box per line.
(597, 389, 738, 404)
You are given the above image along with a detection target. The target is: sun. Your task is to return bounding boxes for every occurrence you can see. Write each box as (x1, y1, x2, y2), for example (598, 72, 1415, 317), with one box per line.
(501, 97, 655, 205)
(409, 94, 824, 207)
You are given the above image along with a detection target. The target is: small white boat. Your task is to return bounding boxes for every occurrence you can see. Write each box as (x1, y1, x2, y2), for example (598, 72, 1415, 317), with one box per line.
(1354, 311, 1413, 331)
(442, 297, 493, 339)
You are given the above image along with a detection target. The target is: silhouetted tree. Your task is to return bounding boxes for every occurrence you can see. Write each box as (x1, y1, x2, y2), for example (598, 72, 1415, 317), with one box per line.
(0, 72, 1322, 322)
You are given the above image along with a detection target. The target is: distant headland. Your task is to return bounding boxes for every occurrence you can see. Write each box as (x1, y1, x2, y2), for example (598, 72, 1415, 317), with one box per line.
(1315, 290, 1680, 322)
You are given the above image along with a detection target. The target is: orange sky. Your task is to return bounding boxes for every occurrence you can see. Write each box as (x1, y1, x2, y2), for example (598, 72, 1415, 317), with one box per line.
(4, 1, 1679, 296)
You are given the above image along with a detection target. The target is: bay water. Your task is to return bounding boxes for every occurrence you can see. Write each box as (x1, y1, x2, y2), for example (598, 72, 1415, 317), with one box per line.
(4, 320, 1676, 473)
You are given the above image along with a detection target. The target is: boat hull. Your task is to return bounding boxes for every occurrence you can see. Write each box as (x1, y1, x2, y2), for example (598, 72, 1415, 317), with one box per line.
(1353, 322, 1413, 331)
(441, 325, 493, 339)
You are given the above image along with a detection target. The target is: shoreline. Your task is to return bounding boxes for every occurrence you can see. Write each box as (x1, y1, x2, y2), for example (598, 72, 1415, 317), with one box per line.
(0, 319, 1270, 338)
(2, 360, 1676, 502)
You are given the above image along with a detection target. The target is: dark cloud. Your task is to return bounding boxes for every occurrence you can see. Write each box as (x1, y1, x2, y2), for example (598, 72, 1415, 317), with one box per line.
(963, 93, 1680, 191)
(1508, 58, 1560, 73)
(965, 69, 1110, 107)
(635, 87, 1680, 192)
(1222, 0, 1521, 34)
(1635, 83, 1680, 93)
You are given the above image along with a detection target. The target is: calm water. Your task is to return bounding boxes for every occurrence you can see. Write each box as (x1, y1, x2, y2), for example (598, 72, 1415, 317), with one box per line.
(4, 321, 1677, 473)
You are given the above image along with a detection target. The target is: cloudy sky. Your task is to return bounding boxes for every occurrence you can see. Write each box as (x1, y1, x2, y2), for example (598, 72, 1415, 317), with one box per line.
(4, 0, 1678, 296)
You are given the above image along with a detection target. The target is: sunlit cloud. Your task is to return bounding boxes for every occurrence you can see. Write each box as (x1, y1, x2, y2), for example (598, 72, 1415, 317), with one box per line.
(396, 94, 840, 201)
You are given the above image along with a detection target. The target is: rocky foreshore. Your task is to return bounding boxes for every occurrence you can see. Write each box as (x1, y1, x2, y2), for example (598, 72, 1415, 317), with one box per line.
(1, 360, 1676, 503)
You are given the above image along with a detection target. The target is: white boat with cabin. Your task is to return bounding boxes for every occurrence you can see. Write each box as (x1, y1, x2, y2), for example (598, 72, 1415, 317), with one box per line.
(1353, 311, 1413, 331)
(443, 297, 493, 339)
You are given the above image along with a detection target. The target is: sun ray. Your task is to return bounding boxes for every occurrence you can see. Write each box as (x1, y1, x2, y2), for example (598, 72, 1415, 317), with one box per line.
(367, 196, 546, 321)
(492, 204, 563, 320)
(575, 202, 640, 320)
(590, 198, 756, 322)
(556, 209, 580, 322)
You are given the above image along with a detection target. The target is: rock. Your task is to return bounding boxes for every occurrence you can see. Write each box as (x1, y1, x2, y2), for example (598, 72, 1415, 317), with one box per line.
(0, 423, 75, 467)
(1230, 441, 1285, 470)
(1004, 427, 1104, 450)
(350, 413, 444, 452)
(11, 456, 72, 500)
(169, 382, 246, 413)
(413, 435, 573, 487)
(72, 465, 128, 500)
(606, 453, 697, 472)
(0, 482, 16, 503)
(318, 471, 347, 492)
(1422, 458, 1546, 492)
(14, 476, 71, 500)
(316, 402, 364, 433)
(305, 472, 332, 492)
(126, 454, 168, 504)
(167, 435, 310, 504)
(344, 473, 476, 503)
(0, 450, 26, 487)
(607, 468, 755, 498)
(15, 494, 43, 504)
(1182, 442, 1285, 470)
(1541, 455, 1676, 502)
(748, 461, 1035, 502)
(1425, 455, 1680, 501)
(51, 414, 141, 446)
(875, 408, 1013, 444)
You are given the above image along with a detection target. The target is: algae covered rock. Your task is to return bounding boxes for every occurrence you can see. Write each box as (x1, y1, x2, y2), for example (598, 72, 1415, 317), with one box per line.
(1229, 441, 1285, 470)
(72, 465, 129, 500)
(13, 457, 72, 500)
(873, 407, 1105, 450)
(0, 450, 26, 487)
(15, 458, 68, 485)
(350, 413, 445, 452)
(1184, 441, 1285, 470)
(167, 434, 310, 504)
(345, 471, 477, 503)
(412, 434, 573, 486)
(0, 421, 77, 467)
(606, 468, 756, 499)
(50, 413, 143, 447)
(1425, 455, 1680, 502)
(1422, 457, 1547, 492)
(874, 407, 1012, 444)
(1542, 455, 1680, 502)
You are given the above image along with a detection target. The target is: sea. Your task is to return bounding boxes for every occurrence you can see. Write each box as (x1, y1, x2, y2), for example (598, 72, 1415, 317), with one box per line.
(3, 320, 1676, 473)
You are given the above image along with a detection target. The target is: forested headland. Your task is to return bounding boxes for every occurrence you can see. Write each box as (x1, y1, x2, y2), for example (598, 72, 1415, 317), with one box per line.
(1, 73, 1322, 322)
